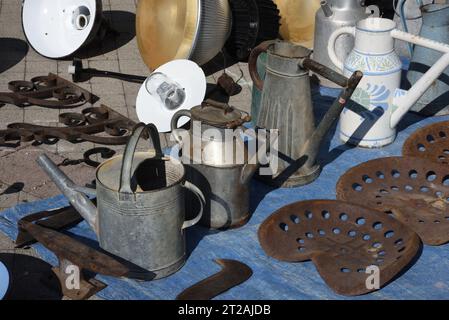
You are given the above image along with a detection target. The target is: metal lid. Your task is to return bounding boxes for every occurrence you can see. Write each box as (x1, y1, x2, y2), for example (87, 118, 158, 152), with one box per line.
(191, 100, 251, 128)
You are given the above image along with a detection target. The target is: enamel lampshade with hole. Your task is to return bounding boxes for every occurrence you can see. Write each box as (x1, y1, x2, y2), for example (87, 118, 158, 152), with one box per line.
(136, 60, 206, 133)
(0, 261, 9, 300)
(22, 0, 102, 58)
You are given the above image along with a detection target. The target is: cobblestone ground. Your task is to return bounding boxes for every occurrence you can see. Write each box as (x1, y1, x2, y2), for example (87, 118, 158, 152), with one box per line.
(0, 0, 253, 299)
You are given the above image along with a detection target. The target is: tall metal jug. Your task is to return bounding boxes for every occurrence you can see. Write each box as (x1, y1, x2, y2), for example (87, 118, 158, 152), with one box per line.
(407, 3, 449, 116)
(314, 0, 379, 88)
(249, 40, 363, 187)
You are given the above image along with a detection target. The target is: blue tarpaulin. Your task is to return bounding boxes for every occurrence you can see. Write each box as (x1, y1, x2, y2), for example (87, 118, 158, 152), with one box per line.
(1, 84, 449, 300)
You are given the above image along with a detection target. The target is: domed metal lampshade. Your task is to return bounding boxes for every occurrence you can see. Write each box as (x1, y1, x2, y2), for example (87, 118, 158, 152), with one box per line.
(22, 0, 103, 58)
(136, 0, 232, 71)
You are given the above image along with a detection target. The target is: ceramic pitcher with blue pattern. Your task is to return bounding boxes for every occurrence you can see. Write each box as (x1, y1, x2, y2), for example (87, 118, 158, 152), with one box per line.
(328, 17, 449, 148)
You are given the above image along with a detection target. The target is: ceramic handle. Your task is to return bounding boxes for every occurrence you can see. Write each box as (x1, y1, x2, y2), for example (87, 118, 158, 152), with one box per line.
(181, 181, 205, 230)
(328, 26, 356, 71)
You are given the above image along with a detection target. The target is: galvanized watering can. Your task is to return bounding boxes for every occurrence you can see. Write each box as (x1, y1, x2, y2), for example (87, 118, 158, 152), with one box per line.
(406, 3, 449, 116)
(171, 100, 257, 229)
(328, 17, 449, 148)
(313, 0, 379, 88)
(37, 123, 205, 279)
(249, 40, 363, 188)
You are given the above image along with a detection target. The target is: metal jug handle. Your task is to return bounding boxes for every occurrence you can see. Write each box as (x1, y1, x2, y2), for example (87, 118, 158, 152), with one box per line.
(366, 5, 380, 18)
(171, 109, 192, 145)
(248, 40, 276, 91)
(119, 123, 164, 196)
(181, 181, 205, 230)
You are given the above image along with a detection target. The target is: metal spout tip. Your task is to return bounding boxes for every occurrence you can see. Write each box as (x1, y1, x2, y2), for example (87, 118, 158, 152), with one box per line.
(321, 1, 333, 17)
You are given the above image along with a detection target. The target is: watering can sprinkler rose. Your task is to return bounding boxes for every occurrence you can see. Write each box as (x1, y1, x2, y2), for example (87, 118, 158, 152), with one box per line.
(328, 17, 449, 148)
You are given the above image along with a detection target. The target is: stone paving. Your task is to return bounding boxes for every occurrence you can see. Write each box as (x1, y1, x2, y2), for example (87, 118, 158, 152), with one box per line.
(0, 0, 253, 298)
(0, 0, 253, 210)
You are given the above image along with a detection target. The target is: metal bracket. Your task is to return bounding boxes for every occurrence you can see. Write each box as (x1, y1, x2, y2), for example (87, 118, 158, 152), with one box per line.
(0, 105, 137, 146)
(0, 73, 98, 108)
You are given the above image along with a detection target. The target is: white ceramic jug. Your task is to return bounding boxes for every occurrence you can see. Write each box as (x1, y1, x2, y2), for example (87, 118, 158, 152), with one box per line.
(328, 17, 449, 148)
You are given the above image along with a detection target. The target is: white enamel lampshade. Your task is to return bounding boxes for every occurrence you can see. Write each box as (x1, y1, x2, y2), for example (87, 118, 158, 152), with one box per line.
(22, 0, 102, 58)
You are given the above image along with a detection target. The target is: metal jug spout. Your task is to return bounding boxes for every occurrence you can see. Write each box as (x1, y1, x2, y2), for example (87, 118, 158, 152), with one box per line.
(301, 69, 363, 169)
(37, 154, 99, 234)
(321, 1, 333, 17)
(239, 127, 277, 185)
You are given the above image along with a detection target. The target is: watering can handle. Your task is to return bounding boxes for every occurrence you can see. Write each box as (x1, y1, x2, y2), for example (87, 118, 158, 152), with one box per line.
(328, 26, 356, 72)
(171, 110, 192, 145)
(119, 123, 164, 196)
(248, 40, 277, 91)
(181, 181, 206, 230)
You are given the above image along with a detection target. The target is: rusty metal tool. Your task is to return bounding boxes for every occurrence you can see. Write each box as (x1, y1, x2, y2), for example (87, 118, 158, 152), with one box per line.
(0, 73, 97, 108)
(403, 120, 449, 165)
(18, 220, 132, 300)
(258, 200, 420, 296)
(16, 206, 86, 248)
(176, 259, 253, 300)
(0, 105, 136, 146)
(337, 156, 449, 246)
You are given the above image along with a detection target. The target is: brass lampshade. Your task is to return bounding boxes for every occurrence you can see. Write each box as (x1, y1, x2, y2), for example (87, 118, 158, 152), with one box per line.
(136, 0, 231, 71)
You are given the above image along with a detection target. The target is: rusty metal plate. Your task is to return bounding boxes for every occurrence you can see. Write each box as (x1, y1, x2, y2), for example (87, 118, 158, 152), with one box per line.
(337, 156, 449, 246)
(403, 121, 449, 164)
(258, 200, 420, 296)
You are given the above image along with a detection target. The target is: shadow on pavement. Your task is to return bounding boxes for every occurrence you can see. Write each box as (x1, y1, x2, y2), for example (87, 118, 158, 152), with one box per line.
(0, 38, 29, 74)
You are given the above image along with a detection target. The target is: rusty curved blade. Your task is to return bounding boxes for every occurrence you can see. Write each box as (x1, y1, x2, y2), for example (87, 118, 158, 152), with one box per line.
(20, 221, 130, 277)
(176, 259, 252, 300)
(16, 206, 83, 248)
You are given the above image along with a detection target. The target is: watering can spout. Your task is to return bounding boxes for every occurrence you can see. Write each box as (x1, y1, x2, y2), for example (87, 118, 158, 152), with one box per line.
(389, 29, 449, 129)
(390, 51, 449, 129)
(37, 154, 98, 233)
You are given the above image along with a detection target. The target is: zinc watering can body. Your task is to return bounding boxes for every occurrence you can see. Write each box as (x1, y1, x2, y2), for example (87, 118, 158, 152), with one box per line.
(406, 3, 449, 116)
(171, 100, 259, 230)
(249, 40, 363, 188)
(328, 17, 449, 148)
(314, 0, 379, 88)
(37, 123, 205, 279)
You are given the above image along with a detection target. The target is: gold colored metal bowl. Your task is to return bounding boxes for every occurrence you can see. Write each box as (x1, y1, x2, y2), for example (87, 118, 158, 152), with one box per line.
(136, 0, 231, 71)
(136, 0, 199, 71)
